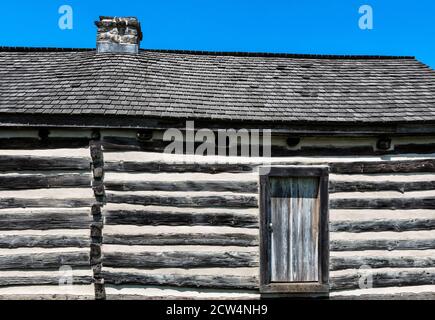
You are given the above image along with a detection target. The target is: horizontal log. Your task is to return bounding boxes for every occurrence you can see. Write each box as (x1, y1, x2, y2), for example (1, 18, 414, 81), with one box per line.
(329, 180, 435, 193)
(330, 284, 435, 300)
(330, 250, 435, 271)
(0, 230, 90, 248)
(0, 208, 91, 230)
(104, 159, 435, 175)
(102, 226, 258, 246)
(0, 269, 93, 287)
(103, 246, 259, 269)
(331, 189, 435, 199)
(0, 173, 91, 190)
(330, 197, 435, 210)
(331, 231, 435, 251)
(331, 217, 435, 233)
(106, 191, 258, 208)
(0, 248, 90, 270)
(102, 267, 258, 290)
(330, 267, 435, 291)
(104, 180, 258, 193)
(329, 159, 435, 174)
(330, 209, 435, 233)
(0, 156, 90, 171)
(105, 161, 255, 174)
(103, 236, 258, 247)
(0, 198, 93, 209)
(104, 206, 259, 228)
(0, 138, 90, 150)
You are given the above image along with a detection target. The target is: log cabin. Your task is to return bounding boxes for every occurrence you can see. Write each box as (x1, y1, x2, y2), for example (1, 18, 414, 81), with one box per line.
(0, 16, 435, 300)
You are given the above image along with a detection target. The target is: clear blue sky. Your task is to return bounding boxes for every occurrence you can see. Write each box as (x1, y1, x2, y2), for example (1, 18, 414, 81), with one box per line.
(1, 0, 434, 68)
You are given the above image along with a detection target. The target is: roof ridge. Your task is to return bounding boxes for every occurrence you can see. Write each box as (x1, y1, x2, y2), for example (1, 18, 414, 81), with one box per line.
(142, 48, 416, 60)
(0, 46, 416, 59)
(0, 46, 94, 52)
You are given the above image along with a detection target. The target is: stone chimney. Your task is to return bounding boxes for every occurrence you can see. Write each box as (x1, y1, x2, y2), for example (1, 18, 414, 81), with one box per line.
(95, 16, 143, 53)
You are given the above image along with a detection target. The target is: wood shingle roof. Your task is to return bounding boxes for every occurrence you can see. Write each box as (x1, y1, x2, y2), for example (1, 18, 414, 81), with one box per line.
(0, 47, 434, 125)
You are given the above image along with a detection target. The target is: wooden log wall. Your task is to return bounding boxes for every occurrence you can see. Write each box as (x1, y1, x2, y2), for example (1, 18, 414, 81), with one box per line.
(101, 151, 261, 299)
(2, 129, 435, 300)
(99, 150, 435, 300)
(0, 149, 94, 300)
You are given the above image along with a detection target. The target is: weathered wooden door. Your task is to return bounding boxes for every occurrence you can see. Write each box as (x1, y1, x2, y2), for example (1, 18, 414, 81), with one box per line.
(270, 176, 320, 282)
(259, 166, 329, 295)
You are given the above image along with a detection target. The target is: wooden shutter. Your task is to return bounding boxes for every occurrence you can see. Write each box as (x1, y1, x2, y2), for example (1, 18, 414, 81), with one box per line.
(270, 176, 320, 282)
(259, 166, 329, 295)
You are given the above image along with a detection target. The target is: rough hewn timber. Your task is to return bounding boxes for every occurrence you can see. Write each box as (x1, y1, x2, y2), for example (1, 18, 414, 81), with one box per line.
(330, 250, 435, 271)
(0, 209, 91, 230)
(0, 156, 90, 171)
(102, 268, 258, 290)
(106, 192, 258, 208)
(104, 250, 259, 269)
(329, 180, 435, 193)
(0, 173, 91, 190)
(0, 198, 93, 209)
(104, 159, 435, 175)
(0, 234, 90, 248)
(330, 197, 435, 210)
(330, 217, 435, 233)
(104, 161, 255, 174)
(330, 267, 435, 291)
(0, 138, 90, 150)
(329, 159, 435, 174)
(0, 250, 90, 270)
(104, 208, 259, 228)
(103, 232, 258, 246)
(104, 180, 258, 193)
(331, 237, 435, 251)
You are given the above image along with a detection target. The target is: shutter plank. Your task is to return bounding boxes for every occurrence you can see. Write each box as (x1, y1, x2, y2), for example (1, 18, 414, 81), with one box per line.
(290, 178, 300, 281)
(270, 180, 289, 282)
(303, 178, 319, 282)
